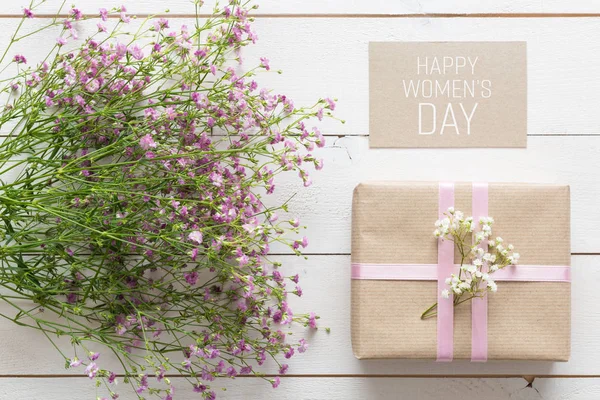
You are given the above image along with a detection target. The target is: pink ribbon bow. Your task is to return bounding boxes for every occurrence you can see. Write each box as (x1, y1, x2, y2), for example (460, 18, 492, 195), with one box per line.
(351, 182, 571, 361)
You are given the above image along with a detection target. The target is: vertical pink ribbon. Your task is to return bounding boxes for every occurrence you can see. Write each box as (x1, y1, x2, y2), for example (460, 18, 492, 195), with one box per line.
(437, 182, 454, 362)
(471, 183, 489, 362)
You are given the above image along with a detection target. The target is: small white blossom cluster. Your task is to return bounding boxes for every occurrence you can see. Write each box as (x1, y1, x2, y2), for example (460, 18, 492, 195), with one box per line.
(434, 207, 520, 300)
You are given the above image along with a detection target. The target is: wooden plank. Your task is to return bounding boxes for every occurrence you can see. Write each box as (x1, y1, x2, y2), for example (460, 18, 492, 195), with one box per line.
(266, 136, 600, 254)
(0, 18, 600, 134)
(1, 376, 599, 400)
(3, 0, 600, 16)
(0, 255, 594, 376)
(0, 378, 544, 400)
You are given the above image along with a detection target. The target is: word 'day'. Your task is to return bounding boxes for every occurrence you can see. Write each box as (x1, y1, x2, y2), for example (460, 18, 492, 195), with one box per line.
(418, 103, 478, 136)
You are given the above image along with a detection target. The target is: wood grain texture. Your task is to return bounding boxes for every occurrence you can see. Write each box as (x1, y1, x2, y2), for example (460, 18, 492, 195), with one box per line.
(0, 377, 537, 400)
(2, 377, 600, 400)
(0, 0, 598, 398)
(3, 0, 600, 16)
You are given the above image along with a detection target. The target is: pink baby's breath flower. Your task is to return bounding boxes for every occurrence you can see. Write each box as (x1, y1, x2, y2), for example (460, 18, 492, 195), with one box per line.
(153, 18, 169, 31)
(136, 374, 149, 393)
(184, 271, 199, 286)
(99, 8, 108, 21)
(85, 362, 98, 379)
(298, 338, 309, 353)
(97, 23, 107, 32)
(139, 134, 157, 150)
(115, 324, 126, 335)
(69, 357, 82, 368)
(272, 376, 280, 388)
(23, 8, 34, 18)
(325, 97, 336, 110)
(13, 54, 26, 64)
(120, 8, 131, 23)
(129, 45, 144, 60)
(308, 312, 317, 329)
(193, 383, 207, 393)
(303, 175, 313, 187)
(56, 37, 67, 46)
(260, 57, 270, 71)
(70, 8, 83, 20)
(188, 230, 203, 244)
(86, 79, 100, 92)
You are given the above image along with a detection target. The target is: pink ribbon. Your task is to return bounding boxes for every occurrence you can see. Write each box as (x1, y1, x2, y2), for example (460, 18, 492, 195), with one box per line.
(351, 263, 571, 282)
(351, 182, 571, 362)
(471, 182, 488, 362)
(437, 182, 454, 362)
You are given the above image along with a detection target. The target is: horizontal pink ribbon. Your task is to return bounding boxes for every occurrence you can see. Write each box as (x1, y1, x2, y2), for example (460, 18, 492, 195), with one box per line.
(351, 263, 571, 282)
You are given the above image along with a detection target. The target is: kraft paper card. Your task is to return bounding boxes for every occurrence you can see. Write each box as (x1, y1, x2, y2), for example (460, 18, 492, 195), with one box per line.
(369, 42, 527, 148)
(351, 182, 570, 360)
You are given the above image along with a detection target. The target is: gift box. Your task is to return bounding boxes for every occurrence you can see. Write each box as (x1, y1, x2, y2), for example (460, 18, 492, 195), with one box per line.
(351, 182, 571, 361)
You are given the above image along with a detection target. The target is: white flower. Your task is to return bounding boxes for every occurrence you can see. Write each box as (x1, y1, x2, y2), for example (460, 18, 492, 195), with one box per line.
(458, 282, 470, 290)
(455, 211, 464, 221)
(480, 216, 494, 225)
(453, 287, 462, 295)
(496, 244, 504, 252)
(475, 270, 483, 278)
(508, 244, 514, 251)
(433, 229, 441, 237)
(441, 289, 450, 299)
(482, 273, 490, 281)
(467, 264, 477, 274)
(475, 232, 485, 243)
(447, 207, 455, 214)
(487, 280, 498, 292)
(445, 277, 452, 285)
(495, 237, 503, 244)
(473, 259, 483, 267)
(490, 264, 499, 272)
(482, 225, 492, 236)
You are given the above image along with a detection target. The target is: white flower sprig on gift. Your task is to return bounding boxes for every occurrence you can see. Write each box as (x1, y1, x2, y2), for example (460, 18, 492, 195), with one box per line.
(421, 207, 520, 320)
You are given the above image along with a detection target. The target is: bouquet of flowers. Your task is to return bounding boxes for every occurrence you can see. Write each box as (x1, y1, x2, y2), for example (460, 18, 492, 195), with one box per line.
(0, 1, 337, 398)
(421, 207, 520, 319)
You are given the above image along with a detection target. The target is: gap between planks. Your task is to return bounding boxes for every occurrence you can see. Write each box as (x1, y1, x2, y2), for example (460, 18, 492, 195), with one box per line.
(0, 374, 600, 379)
(3, 13, 600, 19)
(0, 134, 598, 138)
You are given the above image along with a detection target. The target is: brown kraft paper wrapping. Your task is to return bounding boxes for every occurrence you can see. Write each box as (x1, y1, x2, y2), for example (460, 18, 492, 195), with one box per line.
(351, 182, 571, 360)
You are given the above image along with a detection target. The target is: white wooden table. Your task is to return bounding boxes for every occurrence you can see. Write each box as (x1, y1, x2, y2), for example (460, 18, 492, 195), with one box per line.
(1, 1, 600, 398)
